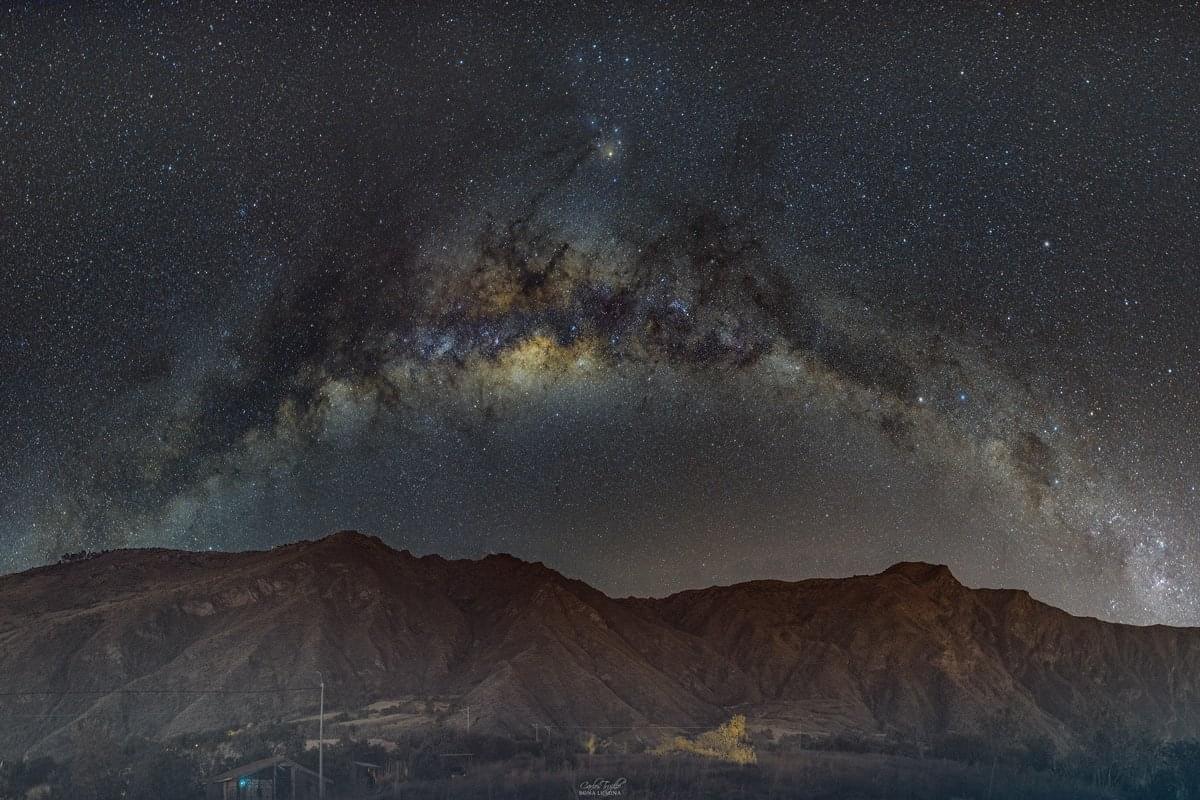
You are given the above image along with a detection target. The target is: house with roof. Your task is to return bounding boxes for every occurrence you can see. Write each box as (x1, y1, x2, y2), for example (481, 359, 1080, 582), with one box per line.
(205, 755, 332, 800)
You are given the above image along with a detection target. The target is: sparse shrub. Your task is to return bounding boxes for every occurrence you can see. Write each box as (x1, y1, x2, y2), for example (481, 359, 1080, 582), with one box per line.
(931, 731, 990, 766)
(1022, 734, 1057, 772)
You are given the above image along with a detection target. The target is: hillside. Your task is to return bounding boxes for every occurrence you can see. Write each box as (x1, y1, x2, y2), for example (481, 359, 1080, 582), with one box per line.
(1, 532, 1198, 759)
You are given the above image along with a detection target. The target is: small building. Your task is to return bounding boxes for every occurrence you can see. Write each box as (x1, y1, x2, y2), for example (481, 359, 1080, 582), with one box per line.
(348, 760, 384, 791)
(353, 758, 408, 792)
(206, 755, 332, 800)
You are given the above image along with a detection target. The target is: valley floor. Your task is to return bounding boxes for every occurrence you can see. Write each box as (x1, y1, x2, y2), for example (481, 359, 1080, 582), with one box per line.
(365, 751, 1121, 800)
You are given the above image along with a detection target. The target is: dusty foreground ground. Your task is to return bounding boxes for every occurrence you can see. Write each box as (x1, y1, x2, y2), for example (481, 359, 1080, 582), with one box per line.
(365, 751, 1119, 800)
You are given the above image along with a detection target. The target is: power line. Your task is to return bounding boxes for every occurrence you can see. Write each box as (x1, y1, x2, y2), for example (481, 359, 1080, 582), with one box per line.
(0, 687, 320, 697)
(536, 724, 715, 730)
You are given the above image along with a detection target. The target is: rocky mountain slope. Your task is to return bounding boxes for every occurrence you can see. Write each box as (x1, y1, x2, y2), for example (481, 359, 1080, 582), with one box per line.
(1, 531, 1198, 758)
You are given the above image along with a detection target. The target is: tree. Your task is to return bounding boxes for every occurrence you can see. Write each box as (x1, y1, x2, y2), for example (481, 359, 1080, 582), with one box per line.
(655, 715, 757, 765)
(0, 756, 69, 800)
(1141, 739, 1200, 799)
(125, 746, 203, 800)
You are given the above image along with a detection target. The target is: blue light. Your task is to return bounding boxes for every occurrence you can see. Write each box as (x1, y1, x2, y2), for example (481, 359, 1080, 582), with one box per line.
(239, 777, 249, 788)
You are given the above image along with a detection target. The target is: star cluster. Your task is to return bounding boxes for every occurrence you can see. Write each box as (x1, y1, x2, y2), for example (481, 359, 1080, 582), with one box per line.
(2, 3, 1198, 624)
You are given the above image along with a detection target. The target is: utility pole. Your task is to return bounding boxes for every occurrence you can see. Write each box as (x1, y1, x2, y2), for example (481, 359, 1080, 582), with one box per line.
(317, 671, 325, 800)
(466, 705, 471, 735)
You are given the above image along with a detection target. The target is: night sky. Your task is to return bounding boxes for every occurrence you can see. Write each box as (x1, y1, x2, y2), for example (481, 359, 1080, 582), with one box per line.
(2, 3, 1198, 625)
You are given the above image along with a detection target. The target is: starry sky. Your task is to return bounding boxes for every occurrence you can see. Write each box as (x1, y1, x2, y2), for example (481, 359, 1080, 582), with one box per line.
(2, 3, 1198, 625)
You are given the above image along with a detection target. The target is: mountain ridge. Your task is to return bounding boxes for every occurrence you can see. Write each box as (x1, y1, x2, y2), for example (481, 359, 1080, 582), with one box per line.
(6, 532, 1161, 630)
(2, 530, 1198, 760)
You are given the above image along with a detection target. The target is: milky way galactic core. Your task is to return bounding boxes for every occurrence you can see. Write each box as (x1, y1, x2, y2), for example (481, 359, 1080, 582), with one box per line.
(2, 3, 1197, 624)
